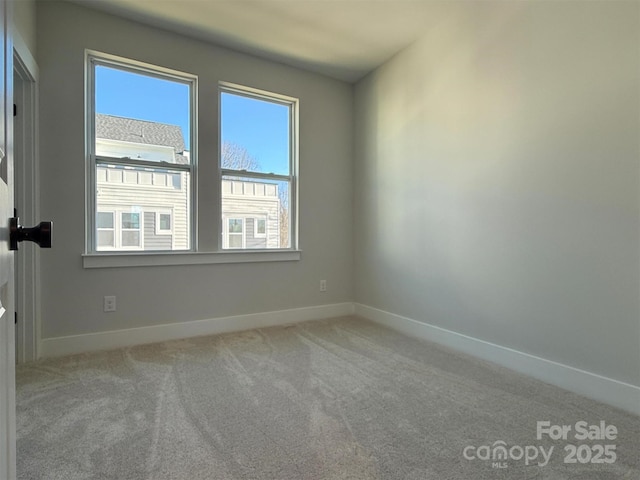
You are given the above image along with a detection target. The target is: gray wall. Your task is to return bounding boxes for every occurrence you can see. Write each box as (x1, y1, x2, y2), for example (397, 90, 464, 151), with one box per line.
(354, 2, 640, 386)
(37, 1, 353, 338)
(36, 0, 640, 388)
(13, 0, 36, 55)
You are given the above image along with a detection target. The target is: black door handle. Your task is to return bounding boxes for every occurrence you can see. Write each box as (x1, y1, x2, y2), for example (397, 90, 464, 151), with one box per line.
(9, 217, 53, 250)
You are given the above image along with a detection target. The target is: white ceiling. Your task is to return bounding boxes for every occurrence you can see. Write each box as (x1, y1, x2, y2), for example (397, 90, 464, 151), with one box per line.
(72, 0, 443, 82)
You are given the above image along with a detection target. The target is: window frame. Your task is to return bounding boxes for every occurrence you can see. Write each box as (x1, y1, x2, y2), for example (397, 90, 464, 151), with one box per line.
(218, 82, 299, 251)
(85, 50, 198, 254)
(254, 217, 267, 238)
(120, 212, 143, 250)
(96, 210, 116, 250)
(155, 210, 173, 235)
(225, 217, 245, 249)
(82, 56, 303, 268)
(95, 208, 145, 251)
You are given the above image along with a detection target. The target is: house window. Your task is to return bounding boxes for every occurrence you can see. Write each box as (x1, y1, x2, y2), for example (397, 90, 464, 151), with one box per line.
(156, 212, 172, 235)
(121, 212, 142, 248)
(96, 211, 115, 249)
(255, 217, 266, 237)
(87, 51, 196, 252)
(220, 83, 298, 250)
(96, 209, 144, 250)
(227, 218, 244, 249)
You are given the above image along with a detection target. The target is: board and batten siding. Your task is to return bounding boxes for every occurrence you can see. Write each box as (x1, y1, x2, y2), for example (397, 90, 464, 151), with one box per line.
(97, 171, 281, 250)
(97, 166, 190, 250)
(221, 180, 280, 248)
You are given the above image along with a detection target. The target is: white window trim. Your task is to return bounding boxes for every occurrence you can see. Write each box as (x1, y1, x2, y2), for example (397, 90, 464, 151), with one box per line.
(85, 50, 198, 254)
(96, 208, 144, 251)
(218, 82, 298, 251)
(254, 217, 267, 238)
(120, 211, 144, 250)
(83, 250, 302, 268)
(96, 210, 116, 250)
(82, 58, 304, 267)
(225, 217, 246, 250)
(155, 210, 173, 236)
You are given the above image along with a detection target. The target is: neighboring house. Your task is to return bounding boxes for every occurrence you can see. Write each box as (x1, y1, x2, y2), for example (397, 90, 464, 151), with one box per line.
(95, 114, 280, 250)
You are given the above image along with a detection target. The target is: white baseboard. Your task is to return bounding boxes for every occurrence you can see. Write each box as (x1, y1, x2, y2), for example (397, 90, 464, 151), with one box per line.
(40, 302, 355, 359)
(39, 301, 639, 416)
(355, 303, 640, 417)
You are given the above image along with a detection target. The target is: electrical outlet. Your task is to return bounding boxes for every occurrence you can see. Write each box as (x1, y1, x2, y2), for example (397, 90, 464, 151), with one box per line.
(103, 295, 116, 312)
(320, 280, 327, 292)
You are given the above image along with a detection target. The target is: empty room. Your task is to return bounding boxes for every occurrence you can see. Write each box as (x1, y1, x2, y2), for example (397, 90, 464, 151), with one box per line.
(1, 0, 638, 478)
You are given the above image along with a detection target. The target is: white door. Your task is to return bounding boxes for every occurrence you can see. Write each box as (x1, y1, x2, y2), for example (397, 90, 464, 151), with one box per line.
(14, 49, 38, 365)
(0, 0, 16, 477)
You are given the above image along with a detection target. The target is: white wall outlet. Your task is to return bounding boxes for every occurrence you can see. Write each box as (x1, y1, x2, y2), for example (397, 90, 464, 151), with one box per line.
(320, 280, 327, 292)
(103, 295, 116, 312)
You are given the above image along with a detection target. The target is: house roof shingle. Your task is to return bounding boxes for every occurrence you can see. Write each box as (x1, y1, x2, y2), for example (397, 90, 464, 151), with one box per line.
(95, 114, 188, 164)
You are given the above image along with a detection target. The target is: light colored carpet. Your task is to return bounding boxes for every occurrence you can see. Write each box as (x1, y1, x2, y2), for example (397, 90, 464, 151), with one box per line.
(16, 316, 640, 479)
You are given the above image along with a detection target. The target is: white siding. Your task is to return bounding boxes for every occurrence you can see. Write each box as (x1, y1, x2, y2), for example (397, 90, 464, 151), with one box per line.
(97, 166, 190, 250)
(98, 174, 280, 250)
(221, 180, 281, 248)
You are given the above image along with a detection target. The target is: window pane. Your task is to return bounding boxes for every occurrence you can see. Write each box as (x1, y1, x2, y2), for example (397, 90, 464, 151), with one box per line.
(159, 213, 171, 230)
(95, 65, 190, 165)
(91, 58, 194, 253)
(97, 164, 190, 250)
(228, 235, 243, 248)
(220, 92, 290, 175)
(122, 212, 140, 229)
(97, 212, 114, 228)
(122, 231, 141, 247)
(228, 218, 243, 233)
(97, 230, 114, 247)
(221, 175, 290, 249)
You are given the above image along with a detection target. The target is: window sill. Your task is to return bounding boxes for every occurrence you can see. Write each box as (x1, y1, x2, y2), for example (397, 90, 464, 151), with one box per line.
(82, 250, 302, 269)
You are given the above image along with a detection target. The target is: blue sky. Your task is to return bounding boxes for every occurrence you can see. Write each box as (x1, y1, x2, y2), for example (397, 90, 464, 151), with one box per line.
(221, 92, 290, 175)
(95, 65, 290, 175)
(95, 66, 191, 146)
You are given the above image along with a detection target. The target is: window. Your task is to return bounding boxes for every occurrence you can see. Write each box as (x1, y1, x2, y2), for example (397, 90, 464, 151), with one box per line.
(255, 218, 266, 237)
(95, 209, 146, 250)
(227, 218, 244, 249)
(96, 211, 115, 249)
(220, 84, 298, 250)
(156, 212, 172, 235)
(121, 212, 141, 248)
(87, 52, 196, 252)
(84, 53, 301, 267)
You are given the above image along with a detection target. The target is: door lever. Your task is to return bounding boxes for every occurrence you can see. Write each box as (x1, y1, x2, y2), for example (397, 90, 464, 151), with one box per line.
(9, 217, 53, 250)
